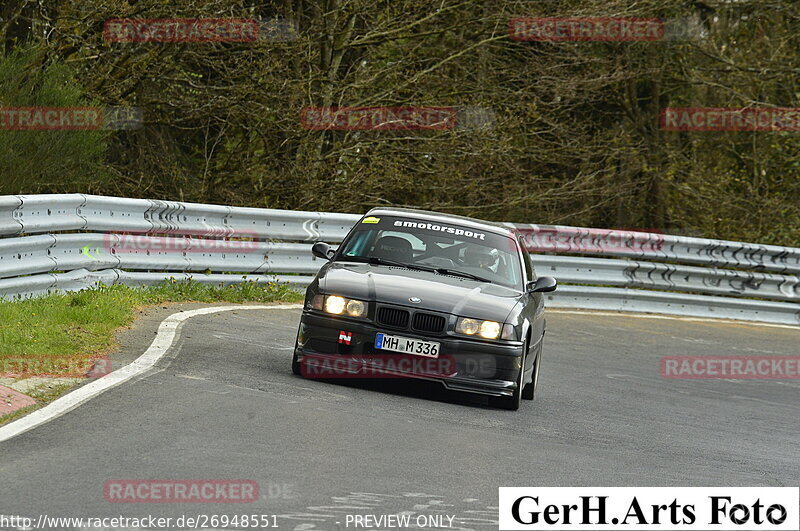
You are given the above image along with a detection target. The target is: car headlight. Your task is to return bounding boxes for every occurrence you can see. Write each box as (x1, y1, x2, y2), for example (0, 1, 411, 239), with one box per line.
(455, 317, 502, 339)
(455, 317, 481, 335)
(320, 294, 368, 317)
(479, 320, 501, 339)
(345, 299, 366, 316)
(325, 295, 346, 314)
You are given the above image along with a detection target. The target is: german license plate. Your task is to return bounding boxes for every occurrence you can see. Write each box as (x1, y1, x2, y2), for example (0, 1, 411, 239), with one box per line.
(374, 333, 440, 358)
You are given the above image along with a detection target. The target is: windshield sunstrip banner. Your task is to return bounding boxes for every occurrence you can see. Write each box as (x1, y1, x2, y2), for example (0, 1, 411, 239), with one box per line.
(358, 215, 489, 241)
(393, 220, 487, 240)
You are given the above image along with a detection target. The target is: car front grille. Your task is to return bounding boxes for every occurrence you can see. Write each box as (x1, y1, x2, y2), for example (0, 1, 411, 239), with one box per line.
(412, 312, 446, 333)
(377, 306, 410, 328)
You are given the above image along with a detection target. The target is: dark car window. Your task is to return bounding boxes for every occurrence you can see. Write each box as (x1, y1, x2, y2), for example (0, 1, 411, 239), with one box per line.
(337, 215, 523, 289)
(519, 235, 534, 282)
(374, 230, 427, 251)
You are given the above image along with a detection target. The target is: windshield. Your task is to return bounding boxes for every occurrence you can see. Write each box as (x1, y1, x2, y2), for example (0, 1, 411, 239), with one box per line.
(336, 215, 523, 289)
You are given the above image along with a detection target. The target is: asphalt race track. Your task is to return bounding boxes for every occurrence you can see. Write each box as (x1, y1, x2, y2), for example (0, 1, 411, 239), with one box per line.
(1, 307, 799, 530)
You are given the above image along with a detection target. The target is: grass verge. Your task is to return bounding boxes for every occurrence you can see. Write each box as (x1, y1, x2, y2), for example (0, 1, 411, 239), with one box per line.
(0, 279, 303, 426)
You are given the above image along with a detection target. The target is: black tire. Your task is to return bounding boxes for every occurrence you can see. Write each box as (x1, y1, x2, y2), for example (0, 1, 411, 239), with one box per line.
(522, 342, 541, 400)
(489, 344, 526, 410)
(291, 348, 302, 376)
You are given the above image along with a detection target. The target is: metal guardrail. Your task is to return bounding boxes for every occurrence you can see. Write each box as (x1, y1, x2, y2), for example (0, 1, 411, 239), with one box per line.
(547, 285, 800, 326)
(0, 194, 798, 326)
(533, 255, 800, 302)
(0, 194, 357, 241)
(507, 223, 800, 275)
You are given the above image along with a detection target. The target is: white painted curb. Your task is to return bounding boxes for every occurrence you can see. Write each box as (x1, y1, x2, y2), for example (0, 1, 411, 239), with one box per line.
(0, 304, 303, 443)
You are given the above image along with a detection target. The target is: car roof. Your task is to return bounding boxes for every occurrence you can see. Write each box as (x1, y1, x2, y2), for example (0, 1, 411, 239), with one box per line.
(364, 207, 516, 238)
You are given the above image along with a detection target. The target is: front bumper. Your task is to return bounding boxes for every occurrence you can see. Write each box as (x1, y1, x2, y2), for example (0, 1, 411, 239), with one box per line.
(294, 310, 524, 397)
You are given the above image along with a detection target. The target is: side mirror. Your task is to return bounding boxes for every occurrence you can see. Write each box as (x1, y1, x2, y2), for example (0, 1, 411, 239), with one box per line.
(311, 242, 335, 261)
(527, 276, 557, 293)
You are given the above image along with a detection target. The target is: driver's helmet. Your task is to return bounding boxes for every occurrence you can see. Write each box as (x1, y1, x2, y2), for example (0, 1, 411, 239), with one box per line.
(463, 247, 499, 270)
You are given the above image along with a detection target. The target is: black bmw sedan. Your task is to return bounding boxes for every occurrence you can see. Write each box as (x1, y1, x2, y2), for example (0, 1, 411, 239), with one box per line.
(292, 208, 557, 410)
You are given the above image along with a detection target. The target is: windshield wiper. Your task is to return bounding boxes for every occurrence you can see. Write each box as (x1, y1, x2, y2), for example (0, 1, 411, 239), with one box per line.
(346, 256, 438, 273)
(434, 268, 492, 283)
(344, 256, 491, 283)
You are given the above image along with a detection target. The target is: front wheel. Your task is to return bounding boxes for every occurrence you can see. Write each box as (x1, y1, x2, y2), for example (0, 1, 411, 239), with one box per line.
(291, 347, 302, 376)
(489, 346, 526, 410)
(521, 341, 541, 400)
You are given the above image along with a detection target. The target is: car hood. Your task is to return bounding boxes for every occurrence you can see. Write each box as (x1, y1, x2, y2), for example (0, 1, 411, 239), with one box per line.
(318, 262, 522, 322)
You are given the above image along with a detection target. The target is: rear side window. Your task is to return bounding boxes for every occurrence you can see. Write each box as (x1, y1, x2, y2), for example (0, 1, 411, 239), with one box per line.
(519, 236, 534, 281)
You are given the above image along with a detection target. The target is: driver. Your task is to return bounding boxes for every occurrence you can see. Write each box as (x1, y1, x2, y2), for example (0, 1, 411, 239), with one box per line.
(463, 247, 499, 272)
